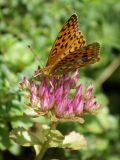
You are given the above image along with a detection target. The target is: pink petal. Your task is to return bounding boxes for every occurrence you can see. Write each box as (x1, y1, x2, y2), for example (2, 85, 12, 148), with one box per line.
(30, 81, 37, 94)
(71, 69, 79, 86)
(74, 97, 84, 115)
(55, 85, 63, 101)
(85, 96, 95, 110)
(55, 95, 68, 117)
(64, 100, 74, 117)
(38, 80, 47, 97)
(41, 89, 49, 111)
(31, 92, 38, 106)
(85, 82, 93, 98)
(63, 80, 70, 95)
(71, 95, 80, 109)
(74, 84, 82, 98)
(19, 77, 30, 90)
(48, 88, 55, 109)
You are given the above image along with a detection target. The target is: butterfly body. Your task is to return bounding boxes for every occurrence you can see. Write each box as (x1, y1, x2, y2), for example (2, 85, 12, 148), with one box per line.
(39, 14, 100, 76)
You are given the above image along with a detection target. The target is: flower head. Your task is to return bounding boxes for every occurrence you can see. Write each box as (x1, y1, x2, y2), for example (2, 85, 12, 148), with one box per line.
(20, 69, 101, 123)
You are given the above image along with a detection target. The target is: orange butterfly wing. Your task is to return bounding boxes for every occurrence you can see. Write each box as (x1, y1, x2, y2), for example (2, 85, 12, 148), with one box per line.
(49, 42, 100, 75)
(46, 14, 85, 67)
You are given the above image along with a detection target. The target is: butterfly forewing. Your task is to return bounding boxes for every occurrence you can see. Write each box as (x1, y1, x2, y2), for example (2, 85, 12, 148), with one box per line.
(46, 14, 85, 66)
(66, 31, 86, 54)
(49, 42, 100, 75)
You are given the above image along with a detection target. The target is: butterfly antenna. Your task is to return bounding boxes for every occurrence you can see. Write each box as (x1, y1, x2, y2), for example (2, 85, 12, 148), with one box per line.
(27, 45, 44, 68)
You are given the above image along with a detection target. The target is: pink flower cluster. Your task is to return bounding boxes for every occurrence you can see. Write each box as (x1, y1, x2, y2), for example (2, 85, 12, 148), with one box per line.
(20, 70, 100, 122)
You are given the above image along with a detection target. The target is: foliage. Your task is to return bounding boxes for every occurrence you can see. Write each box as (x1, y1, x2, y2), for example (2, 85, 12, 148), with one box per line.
(0, 0, 120, 160)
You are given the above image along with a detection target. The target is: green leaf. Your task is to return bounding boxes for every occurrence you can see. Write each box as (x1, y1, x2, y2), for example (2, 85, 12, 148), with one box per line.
(48, 129, 64, 148)
(10, 123, 50, 146)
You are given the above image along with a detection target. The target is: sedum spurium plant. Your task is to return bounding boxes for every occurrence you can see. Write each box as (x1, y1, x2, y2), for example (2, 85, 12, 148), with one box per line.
(10, 69, 101, 160)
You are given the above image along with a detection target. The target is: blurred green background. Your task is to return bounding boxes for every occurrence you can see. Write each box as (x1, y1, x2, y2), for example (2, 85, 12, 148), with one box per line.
(0, 0, 120, 160)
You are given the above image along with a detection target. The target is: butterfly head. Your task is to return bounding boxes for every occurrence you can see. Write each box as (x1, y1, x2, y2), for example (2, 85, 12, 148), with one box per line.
(34, 65, 54, 80)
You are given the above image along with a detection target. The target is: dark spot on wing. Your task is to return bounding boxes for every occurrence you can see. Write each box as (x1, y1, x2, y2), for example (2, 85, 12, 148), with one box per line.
(62, 38, 65, 42)
(82, 55, 87, 58)
(74, 34, 76, 38)
(65, 43, 68, 48)
(60, 44, 64, 49)
(53, 48, 57, 52)
(75, 46, 78, 50)
(67, 31, 70, 35)
(58, 35, 63, 39)
(74, 55, 78, 58)
(67, 22, 70, 27)
(61, 28, 66, 32)
(68, 35, 71, 39)
(82, 55, 88, 62)
(55, 43, 60, 46)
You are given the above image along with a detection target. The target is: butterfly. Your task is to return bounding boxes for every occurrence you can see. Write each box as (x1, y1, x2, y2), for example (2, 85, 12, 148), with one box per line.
(39, 14, 100, 76)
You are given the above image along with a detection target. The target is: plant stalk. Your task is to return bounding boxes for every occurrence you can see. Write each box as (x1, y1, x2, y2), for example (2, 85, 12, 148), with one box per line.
(35, 121, 57, 160)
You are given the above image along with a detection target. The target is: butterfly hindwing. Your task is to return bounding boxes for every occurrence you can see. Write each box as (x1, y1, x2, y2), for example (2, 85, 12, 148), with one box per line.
(49, 42, 100, 75)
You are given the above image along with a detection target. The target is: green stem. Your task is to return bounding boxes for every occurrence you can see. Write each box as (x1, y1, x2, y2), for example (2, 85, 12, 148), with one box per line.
(35, 121, 57, 160)
(35, 144, 48, 160)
